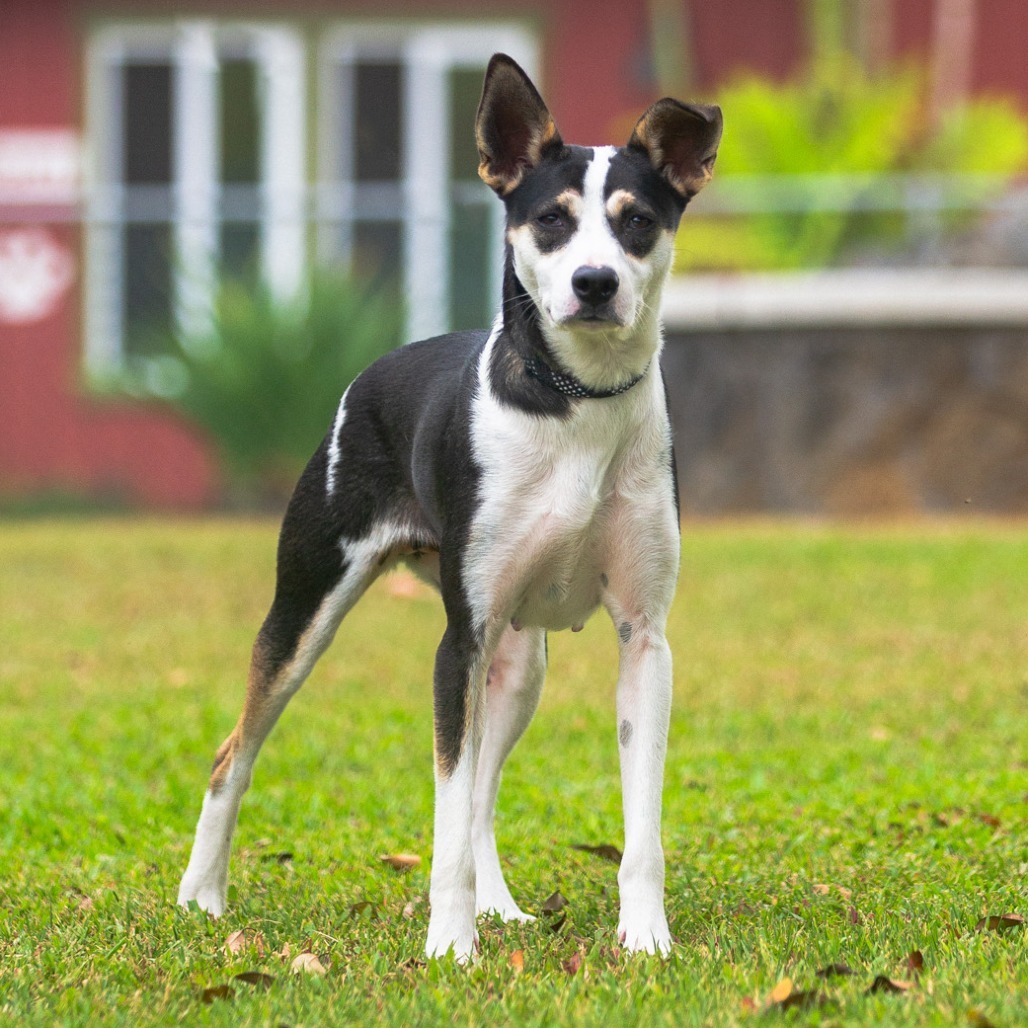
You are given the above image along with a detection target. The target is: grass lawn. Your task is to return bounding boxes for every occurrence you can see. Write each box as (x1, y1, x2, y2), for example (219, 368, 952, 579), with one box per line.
(0, 518, 1025, 1025)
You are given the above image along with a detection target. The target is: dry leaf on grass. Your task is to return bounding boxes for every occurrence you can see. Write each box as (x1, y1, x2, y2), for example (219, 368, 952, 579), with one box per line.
(224, 929, 266, 957)
(906, 950, 925, 974)
(867, 975, 914, 995)
(259, 851, 294, 864)
(815, 963, 856, 979)
(974, 913, 1024, 933)
(562, 951, 583, 975)
(233, 972, 274, 990)
(509, 949, 525, 973)
(769, 978, 794, 1004)
(348, 900, 379, 920)
(380, 853, 421, 871)
(200, 984, 234, 1004)
(572, 843, 622, 863)
(540, 891, 568, 913)
(290, 952, 328, 976)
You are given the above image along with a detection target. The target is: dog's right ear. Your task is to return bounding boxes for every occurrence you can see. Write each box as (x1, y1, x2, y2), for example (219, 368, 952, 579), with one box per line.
(476, 54, 562, 196)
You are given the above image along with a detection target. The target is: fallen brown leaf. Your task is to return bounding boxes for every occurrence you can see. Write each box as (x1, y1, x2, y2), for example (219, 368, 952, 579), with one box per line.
(541, 891, 568, 913)
(259, 851, 294, 864)
(775, 990, 826, 1012)
(906, 950, 925, 974)
(380, 853, 421, 871)
(867, 975, 914, 994)
(224, 929, 266, 957)
(815, 962, 856, 979)
(572, 843, 622, 863)
(510, 949, 525, 973)
(769, 978, 793, 1004)
(562, 951, 583, 975)
(200, 984, 234, 1003)
(290, 952, 328, 976)
(233, 972, 274, 990)
(974, 913, 1024, 933)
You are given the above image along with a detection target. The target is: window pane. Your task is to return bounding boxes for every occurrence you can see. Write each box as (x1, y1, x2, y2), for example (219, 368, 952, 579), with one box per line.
(353, 62, 402, 182)
(220, 222, 261, 280)
(123, 63, 174, 185)
(220, 58, 261, 185)
(353, 220, 402, 288)
(449, 201, 492, 330)
(449, 67, 484, 182)
(123, 223, 173, 354)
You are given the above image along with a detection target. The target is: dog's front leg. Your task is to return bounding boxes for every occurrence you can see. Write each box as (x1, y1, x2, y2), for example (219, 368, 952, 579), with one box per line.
(614, 617, 673, 955)
(425, 621, 487, 962)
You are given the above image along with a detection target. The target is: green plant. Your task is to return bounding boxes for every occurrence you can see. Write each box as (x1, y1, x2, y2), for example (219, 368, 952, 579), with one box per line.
(677, 59, 1028, 271)
(142, 269, 403, 498)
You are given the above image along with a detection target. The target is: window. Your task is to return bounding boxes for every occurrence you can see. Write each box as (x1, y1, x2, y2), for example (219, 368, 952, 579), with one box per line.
(317, 25, 537, 342)
(85, 21, 537, 377)
(84, 22, 305, 377)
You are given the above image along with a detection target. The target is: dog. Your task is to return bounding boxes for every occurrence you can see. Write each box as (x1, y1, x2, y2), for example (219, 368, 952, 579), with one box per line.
(178, 53, 721, 961)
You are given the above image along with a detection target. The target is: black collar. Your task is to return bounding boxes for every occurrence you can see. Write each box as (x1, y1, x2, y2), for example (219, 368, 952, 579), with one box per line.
(524, 355, 649, 399)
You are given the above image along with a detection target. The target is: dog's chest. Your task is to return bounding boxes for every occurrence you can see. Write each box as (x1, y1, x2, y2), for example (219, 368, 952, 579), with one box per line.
(465, 381, 668, 633)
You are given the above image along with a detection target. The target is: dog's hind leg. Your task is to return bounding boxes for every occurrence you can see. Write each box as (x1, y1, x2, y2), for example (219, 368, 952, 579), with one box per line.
(178, 495, 391, 915)
(472, 624, 545, 921)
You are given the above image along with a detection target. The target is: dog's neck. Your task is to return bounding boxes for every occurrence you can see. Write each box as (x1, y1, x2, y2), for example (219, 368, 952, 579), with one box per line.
(488, 255, 659, 415)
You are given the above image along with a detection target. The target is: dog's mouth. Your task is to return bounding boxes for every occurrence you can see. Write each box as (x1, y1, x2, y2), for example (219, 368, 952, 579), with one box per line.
(563, 306, 624, 328)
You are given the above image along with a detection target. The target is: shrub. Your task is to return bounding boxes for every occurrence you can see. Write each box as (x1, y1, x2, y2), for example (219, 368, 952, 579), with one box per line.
(132, 269, 403, 502)
(677, 59, 1028, 271)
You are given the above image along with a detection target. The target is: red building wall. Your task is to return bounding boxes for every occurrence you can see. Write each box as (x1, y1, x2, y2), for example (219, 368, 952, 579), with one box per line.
(2, 0, 1027, 510)
(0, 0, 217, 507)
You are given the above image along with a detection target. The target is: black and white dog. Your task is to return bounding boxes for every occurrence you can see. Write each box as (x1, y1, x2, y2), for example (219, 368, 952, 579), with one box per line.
(178, 54, 721, 961)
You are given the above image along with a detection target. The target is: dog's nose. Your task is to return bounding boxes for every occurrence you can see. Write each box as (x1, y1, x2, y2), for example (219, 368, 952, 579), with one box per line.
(571, 265, 619, 306)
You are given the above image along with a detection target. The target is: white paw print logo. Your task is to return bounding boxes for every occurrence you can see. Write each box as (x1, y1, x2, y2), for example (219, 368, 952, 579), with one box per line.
(0, 227, 76, 324)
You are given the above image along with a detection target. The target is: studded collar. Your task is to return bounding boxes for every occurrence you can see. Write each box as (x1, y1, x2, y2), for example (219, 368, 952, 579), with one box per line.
(523, 355, 649, 399)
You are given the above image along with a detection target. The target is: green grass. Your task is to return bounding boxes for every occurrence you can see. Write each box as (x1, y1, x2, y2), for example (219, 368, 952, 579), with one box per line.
(0, 519, 1025, 1025)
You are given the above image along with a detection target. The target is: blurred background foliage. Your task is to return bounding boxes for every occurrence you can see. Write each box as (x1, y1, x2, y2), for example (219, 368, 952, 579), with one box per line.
(117, 269, 403, 504)
(676, 58, 1028, 272)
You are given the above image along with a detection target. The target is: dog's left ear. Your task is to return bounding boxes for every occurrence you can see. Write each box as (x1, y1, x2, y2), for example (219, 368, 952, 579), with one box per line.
(476, 54, 563, 195)
(628, 99, 723, 198)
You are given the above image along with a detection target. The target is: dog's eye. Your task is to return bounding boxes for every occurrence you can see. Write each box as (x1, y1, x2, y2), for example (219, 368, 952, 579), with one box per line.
(628, 213, 654, 230)
(536, 211, 565, 228)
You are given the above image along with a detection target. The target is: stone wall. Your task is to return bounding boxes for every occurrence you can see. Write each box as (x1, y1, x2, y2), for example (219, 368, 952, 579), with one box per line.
(662, 326, 1028, 515)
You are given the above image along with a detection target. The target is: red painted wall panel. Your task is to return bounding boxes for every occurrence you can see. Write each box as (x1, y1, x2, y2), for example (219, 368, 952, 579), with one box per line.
(0, 0, 216, 507)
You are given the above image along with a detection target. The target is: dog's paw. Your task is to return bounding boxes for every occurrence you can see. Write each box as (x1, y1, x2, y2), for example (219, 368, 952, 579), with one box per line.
(617, 916, 673, 956)
(177, 878, 227, 917)
(425, 922, 479, 964)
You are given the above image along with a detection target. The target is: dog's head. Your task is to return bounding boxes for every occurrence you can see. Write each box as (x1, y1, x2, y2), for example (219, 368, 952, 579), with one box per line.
(476, 54, 721, 366)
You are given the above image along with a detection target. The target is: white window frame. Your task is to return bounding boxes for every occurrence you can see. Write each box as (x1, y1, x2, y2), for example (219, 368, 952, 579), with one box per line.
(316, 23, 538, 342)
(83, 20, 306, 376)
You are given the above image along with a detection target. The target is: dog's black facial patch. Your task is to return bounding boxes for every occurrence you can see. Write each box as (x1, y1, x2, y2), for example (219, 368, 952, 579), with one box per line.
(503, 145, 592, 233)
(605, 148, 686, 241)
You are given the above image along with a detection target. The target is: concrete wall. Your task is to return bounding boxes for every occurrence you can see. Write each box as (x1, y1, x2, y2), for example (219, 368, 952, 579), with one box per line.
(663, 326, 1028, 516)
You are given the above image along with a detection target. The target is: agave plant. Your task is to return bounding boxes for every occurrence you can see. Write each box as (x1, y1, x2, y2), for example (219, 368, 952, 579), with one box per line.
(161, 269, 403, 503)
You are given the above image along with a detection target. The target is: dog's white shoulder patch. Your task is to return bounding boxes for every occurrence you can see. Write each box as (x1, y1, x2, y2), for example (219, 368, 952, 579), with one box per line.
(325, 384, 352, 497)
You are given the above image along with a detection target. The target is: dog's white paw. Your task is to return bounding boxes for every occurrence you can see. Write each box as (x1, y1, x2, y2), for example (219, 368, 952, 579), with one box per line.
(425, 920, 479, 964)
(618, 915, 672, 956)
(177, 876, 227, 917)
